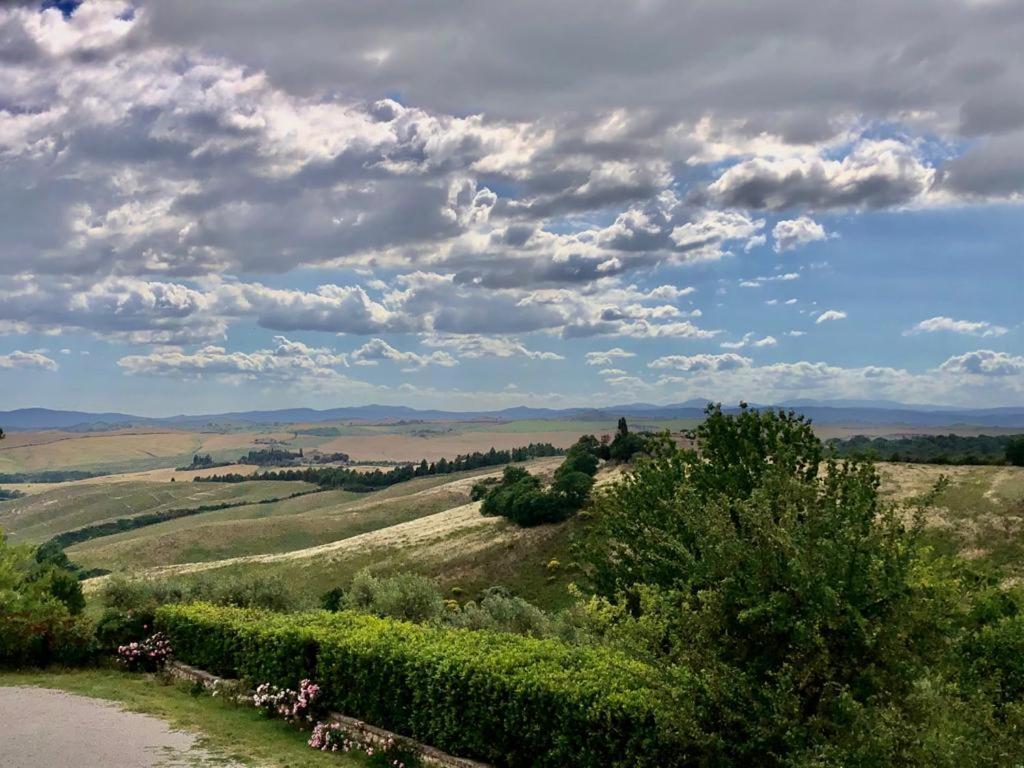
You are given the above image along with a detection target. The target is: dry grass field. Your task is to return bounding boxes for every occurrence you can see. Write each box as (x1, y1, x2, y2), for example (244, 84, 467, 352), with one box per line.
(68, 459, 1024, 612)
(4, 417, 1023, 612)
(0, 480, 314, 544)
(2, 418, 1012, 475)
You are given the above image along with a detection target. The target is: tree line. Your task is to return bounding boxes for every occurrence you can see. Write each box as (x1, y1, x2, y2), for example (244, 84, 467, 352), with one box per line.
(195, 442, 565, 492)
(829, 432, 1024, 465)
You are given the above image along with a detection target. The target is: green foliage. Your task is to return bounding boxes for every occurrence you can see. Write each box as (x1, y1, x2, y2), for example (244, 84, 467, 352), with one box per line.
(479, 435, 603, 526)
(0, 470, 102, 483)
(157, 603, 695, 768)
(830, 432, 1024, 465)
(320, 586, 346, 612)
(963, 611, 1024, 706)
(0, 532, 93, 666)
(93, 571, 299, 652)
(199, 442, 564, 490)
(575, 402, 1024, 766)
(479, 464, 562, 526)
(608, 417, 649, 462)
(343, 570, 444, 623)
(1007, 437, 1024, 467)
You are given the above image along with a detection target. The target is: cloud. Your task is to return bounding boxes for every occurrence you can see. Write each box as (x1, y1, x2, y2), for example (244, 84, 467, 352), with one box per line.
(642, 355, 1024, 407)
(706, 140, 935, 211)
(585, 347, 636, 366)
(816, 310, 847, 323)
(648, 353, 752, 372)
(0, 349, 58, 371)
(117, 336, 354, 383)
(739, 272, 800, 288)
(940, 131, 1024, 199)
(669, 209, 765, 256)
(772, 216, 828, 252)
(2, 0, 1024, 411)
(422, 335, 563, 360)
(720, 333, 778, 349)
(907, 316, 1009, 338)
(349, 338, 458, 370)
(939, 349, 1024, 377)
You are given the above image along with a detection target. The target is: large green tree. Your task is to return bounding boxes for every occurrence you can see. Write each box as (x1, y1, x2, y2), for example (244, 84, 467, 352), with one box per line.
(574, 404, 1004, 765)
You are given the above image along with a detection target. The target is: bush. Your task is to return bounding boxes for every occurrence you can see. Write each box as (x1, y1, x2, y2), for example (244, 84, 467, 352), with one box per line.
(157, 603, 694, 768)
(189, 572, 295, 612)
(95, 607, 155, 653)
(0, 533, 94, 667)
(320, 587, 346, 612)
(964, 613, 1024, 706)
(116, 631, 172, 672)
(445, 592, 554, 637)
(480, 465, 568, 526)
(1007, 437, 1024, 467)
(344, 571, 444, 623)
(252, 678, 324, 727)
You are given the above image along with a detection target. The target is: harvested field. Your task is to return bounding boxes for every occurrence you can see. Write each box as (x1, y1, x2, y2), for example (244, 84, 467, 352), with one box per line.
(0, 480, 314, 544)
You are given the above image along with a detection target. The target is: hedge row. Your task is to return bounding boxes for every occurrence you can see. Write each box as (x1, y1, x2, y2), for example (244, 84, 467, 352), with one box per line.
(47, 489, 320, 548)
(156, 603, 696, 768)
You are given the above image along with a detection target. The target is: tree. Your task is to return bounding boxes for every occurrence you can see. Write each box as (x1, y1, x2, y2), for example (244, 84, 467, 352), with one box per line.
(550, 469, 594, 508)
(0, 532, 92, 665)
(575, 403, 946, 764)
(1007, 437, 1024, 467)
(609, 416, 648, 462)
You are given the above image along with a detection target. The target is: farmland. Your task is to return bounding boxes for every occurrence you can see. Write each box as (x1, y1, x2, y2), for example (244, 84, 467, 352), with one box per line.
(5, 409, 1024, 767)
(2, 417, 1022, 612)
(0, 479, 315, 545)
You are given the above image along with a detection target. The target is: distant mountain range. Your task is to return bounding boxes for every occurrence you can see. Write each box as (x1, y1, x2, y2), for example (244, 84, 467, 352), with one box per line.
(2, 401, 1024, 431)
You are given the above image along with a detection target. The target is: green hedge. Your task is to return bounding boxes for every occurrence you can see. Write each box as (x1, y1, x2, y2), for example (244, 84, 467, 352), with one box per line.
(156, 603, 695, 768)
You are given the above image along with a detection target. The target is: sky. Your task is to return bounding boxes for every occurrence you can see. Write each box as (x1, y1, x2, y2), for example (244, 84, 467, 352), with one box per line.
(0, 0, 1022, 416)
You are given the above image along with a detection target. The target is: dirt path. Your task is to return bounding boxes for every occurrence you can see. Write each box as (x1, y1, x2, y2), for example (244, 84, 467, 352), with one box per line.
(0, 686, 237, 767)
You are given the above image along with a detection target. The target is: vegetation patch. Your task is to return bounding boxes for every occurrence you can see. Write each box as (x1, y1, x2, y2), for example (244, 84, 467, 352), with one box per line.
(157, 603, 687, 768)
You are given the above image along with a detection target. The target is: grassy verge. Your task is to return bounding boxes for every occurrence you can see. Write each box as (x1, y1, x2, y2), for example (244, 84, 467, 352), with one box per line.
(0, 668, 366, 768)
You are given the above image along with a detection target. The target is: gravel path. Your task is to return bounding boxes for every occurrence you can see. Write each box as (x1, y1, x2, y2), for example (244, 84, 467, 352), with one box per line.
(0, 686, 237, 767)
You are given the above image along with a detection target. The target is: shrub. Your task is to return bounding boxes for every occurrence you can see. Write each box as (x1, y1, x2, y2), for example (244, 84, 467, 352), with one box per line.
(480, 466, 567, 526)
(157, 604, 693, 768)
(116, 632, 172, 672)
(188, 572, 295, 612)
(963, 613, 1024, 706)
(309, 721, 422, 766)
(252, 678, 323, 726)
(344, 570, 444, 623)
(321, 587, 346, 612)
(95, 607, 155, 653)
(1007, 437, 1024, 467)
(0, 533, 94, 667)
(445, 593, 554, 638)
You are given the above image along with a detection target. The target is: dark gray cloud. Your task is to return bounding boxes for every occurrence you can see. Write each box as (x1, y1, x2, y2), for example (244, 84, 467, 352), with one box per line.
(1, 0, 1022, 360)
(137, 0, 1024, 130)
(940, 131, 1024, 198)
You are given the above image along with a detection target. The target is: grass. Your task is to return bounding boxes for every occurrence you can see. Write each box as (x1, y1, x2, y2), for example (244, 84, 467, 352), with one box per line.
(68, 489, 456, 569)
(875, 462, 1024, 581)
(0, 668, 366, 767)
(0, 480, 316, 544)
(67, 462, 559, 573)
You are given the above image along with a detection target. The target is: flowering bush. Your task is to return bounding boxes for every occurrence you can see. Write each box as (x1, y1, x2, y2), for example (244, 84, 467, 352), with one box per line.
(115, 631, 172, 672)
(308, 721, 417, 767)
(252, 678, 322, 727)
